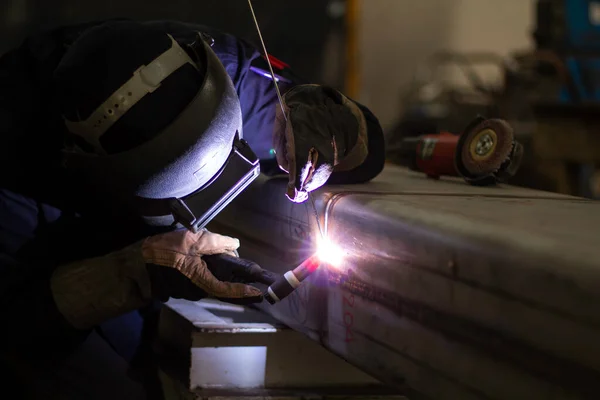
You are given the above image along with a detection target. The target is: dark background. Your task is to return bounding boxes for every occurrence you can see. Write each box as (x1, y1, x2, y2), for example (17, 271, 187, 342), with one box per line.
(0, 0, 348, 86)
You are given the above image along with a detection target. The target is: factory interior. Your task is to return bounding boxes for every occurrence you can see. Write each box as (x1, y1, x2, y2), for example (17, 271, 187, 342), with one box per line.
(1, 0, 599, 399)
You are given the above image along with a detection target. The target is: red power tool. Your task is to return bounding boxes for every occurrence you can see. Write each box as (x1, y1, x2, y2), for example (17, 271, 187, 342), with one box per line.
(397, 117, 524, 186)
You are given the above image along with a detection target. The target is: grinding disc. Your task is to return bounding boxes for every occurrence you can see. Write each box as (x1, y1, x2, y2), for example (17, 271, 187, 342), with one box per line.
(459, 118, 514, 177)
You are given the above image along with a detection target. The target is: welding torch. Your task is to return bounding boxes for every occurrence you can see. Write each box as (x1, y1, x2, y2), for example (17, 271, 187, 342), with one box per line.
(262, 235, 342, 304)
(263, 254, 321, 304)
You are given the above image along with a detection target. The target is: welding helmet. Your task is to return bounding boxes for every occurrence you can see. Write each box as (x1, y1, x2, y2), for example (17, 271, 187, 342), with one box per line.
(54, 21, 259, 232)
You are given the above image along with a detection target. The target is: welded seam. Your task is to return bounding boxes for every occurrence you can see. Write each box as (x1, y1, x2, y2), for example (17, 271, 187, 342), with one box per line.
(323, 192, 350, 237)
(322, 189, 588, 202)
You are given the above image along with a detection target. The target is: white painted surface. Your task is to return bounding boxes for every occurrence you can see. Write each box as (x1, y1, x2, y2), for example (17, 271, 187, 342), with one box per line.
(160, 299, 383, 391)
(190, 346, 268, 389)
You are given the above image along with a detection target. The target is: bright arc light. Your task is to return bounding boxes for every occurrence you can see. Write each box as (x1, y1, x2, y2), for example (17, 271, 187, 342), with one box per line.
(316, 236, 344, 269)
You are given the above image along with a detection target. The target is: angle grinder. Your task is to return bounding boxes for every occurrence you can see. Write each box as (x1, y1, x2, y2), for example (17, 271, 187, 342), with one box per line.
(397, 116, 524, 185)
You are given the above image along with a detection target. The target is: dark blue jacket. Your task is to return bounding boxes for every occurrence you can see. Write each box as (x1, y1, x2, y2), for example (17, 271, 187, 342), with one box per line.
(0, 20, 384, 353)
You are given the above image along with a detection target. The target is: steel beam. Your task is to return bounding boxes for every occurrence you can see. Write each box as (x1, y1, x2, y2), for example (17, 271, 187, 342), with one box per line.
(209, 166, 600, 400)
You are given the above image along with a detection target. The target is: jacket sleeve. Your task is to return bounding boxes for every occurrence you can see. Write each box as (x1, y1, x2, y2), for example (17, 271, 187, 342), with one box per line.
(0, 22, 103, 352)
(0, 187, 98, 355)
(235, 52, 385, 184)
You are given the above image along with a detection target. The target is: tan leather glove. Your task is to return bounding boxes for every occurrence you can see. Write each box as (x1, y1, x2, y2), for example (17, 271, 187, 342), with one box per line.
(142, 229, 264, 300)
(51, 230, 269, 330)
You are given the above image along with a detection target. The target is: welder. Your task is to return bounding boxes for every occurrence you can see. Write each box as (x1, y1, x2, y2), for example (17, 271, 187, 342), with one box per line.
(0, 19, 384, 399)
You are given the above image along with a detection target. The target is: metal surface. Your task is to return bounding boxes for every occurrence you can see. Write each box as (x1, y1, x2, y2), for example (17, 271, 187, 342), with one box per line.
(209, 165, 600, 400)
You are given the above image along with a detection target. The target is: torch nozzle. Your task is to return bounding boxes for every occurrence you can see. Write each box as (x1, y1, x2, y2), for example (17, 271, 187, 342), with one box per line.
(264, 254, 320, 304)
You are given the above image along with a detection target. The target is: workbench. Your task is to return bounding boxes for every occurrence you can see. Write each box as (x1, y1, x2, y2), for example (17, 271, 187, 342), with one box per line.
(159, 165, 600, 400)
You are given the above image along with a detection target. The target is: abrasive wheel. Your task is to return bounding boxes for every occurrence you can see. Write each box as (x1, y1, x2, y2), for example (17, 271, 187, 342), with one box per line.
(454, 117, 519, 185)
(461, 118, 514, 175)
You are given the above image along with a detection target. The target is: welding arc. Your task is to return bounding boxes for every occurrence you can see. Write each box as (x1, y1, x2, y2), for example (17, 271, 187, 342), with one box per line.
(459, 118, 514, 177)
(247, 0, 287, 121)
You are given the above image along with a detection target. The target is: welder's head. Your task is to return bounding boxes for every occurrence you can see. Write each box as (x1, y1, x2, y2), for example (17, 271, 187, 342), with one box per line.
(54, 21, 259, 231)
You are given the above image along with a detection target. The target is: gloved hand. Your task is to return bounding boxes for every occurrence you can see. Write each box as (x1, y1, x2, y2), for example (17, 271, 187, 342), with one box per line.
(51, 229, 277, 330)
(273, 84, 369, 202)
(144, 231, 278, 304)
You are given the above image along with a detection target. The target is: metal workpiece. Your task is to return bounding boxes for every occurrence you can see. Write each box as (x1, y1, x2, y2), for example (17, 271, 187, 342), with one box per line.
(209, 166, 600, 400)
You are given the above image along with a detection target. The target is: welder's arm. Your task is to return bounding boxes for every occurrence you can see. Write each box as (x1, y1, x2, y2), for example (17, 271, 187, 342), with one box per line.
(50, 229, 276, 330)
(0, 230, 276, 351)
(238, 63, 385, 202)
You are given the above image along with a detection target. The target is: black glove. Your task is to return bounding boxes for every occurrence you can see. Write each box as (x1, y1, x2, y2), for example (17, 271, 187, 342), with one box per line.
(147, 254, 278, 305)
(273, 85, 368, 202)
